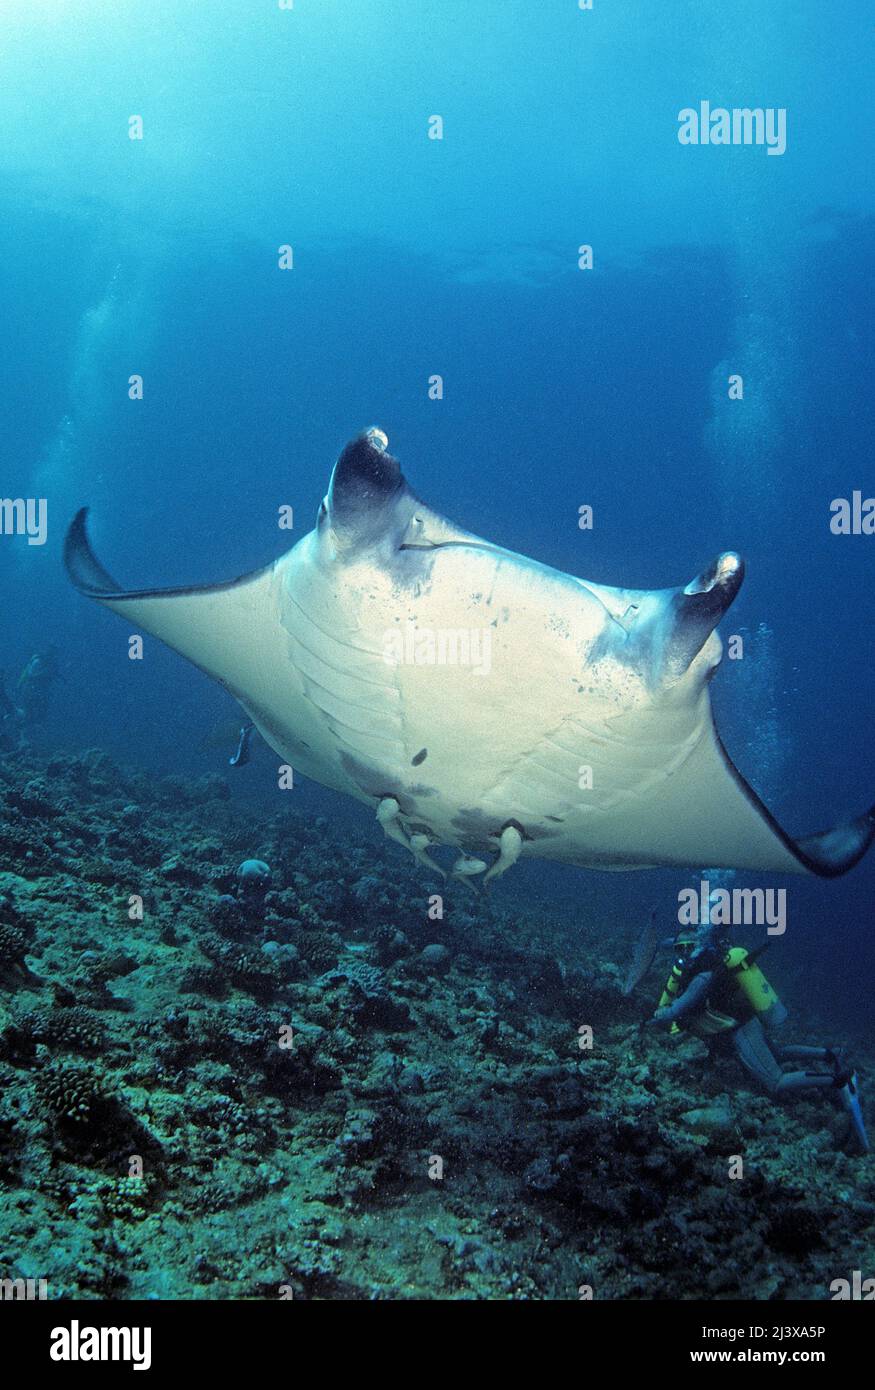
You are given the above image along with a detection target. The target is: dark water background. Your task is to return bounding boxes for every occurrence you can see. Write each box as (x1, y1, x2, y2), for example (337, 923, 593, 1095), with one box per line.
(0, 2, 872, 1030)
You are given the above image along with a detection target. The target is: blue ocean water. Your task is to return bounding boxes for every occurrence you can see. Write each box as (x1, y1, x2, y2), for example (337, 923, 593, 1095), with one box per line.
(1, 4, 872, 1027)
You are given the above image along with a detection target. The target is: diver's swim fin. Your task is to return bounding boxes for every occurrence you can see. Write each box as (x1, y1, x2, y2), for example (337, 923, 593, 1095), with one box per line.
(836, 1071, 870, 1154)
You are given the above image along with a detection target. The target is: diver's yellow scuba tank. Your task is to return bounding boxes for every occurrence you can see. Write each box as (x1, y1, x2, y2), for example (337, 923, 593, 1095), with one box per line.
(657, 961, 685, 1013)
(657, 939, 697, 1036)
(721, 946, 787, 1029)
(657, 943, 786, 1036)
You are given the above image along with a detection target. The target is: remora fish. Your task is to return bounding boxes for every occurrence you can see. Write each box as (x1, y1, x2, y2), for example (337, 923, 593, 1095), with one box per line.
(623, 911, 662, 996)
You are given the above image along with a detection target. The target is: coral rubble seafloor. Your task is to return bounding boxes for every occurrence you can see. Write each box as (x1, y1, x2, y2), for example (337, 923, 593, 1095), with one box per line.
(0, 747, 870, 1300)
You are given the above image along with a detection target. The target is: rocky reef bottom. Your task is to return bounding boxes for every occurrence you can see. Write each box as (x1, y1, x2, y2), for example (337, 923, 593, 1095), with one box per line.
(0, 745, 871, 1300)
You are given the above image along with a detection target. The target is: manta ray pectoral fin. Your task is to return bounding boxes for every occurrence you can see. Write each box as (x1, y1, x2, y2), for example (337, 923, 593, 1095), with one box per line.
(64, 508, 128, 598)
(718, 735, 875, 876)
(64, 508, 279, 688)
(793, 804, 875, 877)
(652, 723, 875, 877)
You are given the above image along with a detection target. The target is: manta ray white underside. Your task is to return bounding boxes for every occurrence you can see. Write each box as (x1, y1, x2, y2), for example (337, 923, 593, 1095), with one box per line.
(66, 429, 875, 884)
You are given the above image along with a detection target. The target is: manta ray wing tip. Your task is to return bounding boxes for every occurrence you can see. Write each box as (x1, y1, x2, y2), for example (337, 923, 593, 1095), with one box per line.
(64, 507, 123, 599)
(785, 797, 875, 877)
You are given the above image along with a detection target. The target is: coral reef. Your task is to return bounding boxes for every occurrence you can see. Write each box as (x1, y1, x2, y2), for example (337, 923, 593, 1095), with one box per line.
(0, 745, 871, 1300)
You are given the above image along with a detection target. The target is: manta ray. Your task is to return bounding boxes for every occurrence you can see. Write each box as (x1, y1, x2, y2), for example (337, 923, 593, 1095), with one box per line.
(65, 428, 875, 884)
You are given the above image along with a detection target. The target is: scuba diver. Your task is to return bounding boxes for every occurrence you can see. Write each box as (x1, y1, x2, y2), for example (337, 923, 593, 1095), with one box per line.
(0, 649, 60, 746)
(646, 912, 869, 1154)
(0, 671, 19, 749)
(15, 647, 60, 728)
